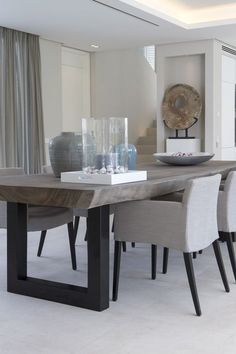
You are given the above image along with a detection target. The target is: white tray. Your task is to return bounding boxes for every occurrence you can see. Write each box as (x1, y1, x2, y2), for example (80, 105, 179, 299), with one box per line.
(61, 170, 147, 185)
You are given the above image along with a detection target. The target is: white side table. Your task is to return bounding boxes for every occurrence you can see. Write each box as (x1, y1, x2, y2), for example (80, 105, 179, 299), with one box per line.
(166, 138, 201, 153)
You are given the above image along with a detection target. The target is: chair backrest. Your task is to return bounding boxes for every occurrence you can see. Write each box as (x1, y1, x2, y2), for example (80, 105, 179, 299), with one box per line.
(0, 167, 74, 232)
(0, 168, 25, 228)
(218, 171, 236, 231)
(182, 174, 221, 252)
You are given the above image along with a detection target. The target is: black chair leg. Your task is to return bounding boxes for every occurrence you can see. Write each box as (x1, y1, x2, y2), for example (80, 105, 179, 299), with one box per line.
(218, 231, 225, 242)
(84, 219, 88, 242)
(113, 241, 122, 301)
(213, 240, 230, 292)
(162, 247, 169, 274)
(37, 230, 47, 257)
(151, 245, 157, 280)
(131, 242, 135, 248)
(226, 232, 236, 282)
(67, 222, 77, 270)
(232, 232, 236, 243)
(198, 250, 203, 254)
(122, 242, 126, 252)
(183, 252, 201, 316)
(73, 216, 80, 243)
(193, 252, 197, 259)
(111, 219, 114, 233)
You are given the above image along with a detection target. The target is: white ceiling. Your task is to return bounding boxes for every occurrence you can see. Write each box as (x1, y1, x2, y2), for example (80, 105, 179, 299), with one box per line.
(1, 0, 236, 51)
(173, 0, 236, 9)
(122, 0, 236, 26)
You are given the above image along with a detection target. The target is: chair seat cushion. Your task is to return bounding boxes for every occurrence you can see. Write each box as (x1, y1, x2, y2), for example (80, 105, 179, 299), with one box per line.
(73, 208, 88, 218)
(152, 192, 183, 203)
(28, 206, 73, 232)
(73, 204, 115, 218)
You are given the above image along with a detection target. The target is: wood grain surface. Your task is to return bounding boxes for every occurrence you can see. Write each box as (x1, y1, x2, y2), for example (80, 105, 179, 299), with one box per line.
(0, 161, 235, 209)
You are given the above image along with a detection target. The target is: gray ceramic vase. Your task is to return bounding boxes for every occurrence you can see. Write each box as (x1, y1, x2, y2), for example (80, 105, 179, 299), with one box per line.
(49, 132, 83, 177)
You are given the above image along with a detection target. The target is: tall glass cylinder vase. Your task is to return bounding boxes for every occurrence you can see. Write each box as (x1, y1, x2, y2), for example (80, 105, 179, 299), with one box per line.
(82, 117, 128, 174)
(81, 118, 97, 172)
(110, 117, 128, 173)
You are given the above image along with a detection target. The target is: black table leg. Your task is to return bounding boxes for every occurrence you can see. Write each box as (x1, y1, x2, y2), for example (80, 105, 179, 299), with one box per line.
(87, 206, 110, 310)
(7, 202, 27, 286)
(7, 202, 110, 311)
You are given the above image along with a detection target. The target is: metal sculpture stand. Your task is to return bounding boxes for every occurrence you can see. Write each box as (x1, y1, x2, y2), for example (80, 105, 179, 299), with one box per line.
(164, 117, 198, 139)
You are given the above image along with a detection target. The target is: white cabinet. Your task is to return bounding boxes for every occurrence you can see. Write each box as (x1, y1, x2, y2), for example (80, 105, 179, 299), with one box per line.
(221, 148, 236, 160)
(221, 81, 235, 148)
(220, 54, 236, 159)
(222, 55, 236, 84)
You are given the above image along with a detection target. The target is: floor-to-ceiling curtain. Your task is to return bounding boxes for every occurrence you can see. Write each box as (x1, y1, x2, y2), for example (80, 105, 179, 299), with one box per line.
(0, 27, 45, 173)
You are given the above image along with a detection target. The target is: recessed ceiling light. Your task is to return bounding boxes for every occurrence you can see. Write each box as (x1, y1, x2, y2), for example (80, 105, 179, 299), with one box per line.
(91, 44, 99, 49)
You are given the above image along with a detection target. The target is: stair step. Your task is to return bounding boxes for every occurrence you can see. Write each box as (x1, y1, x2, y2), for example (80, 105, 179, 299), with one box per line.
(146, 127, 156, 136)
(137, 136, 156, 145)
(137, 154, 156, 163)
(136, 145, 156, 154)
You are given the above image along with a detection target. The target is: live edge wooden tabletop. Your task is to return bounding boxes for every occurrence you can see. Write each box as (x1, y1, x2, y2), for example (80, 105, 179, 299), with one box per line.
(0, 160, 235, 210)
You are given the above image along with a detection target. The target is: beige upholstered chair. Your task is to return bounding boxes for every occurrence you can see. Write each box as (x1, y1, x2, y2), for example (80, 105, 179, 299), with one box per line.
(157, 171, 236, 277)
(112, 174, 229, 316)
(218, 171, 236, 281)
(40, 165, 87, 240)
(0, 168, 76, 269)
(38, 165, 116, 257)
(37, 166, 86, 252)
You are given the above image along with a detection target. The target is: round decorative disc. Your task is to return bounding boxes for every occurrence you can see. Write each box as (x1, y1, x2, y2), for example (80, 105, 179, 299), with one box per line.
(162, 84, 202, 130)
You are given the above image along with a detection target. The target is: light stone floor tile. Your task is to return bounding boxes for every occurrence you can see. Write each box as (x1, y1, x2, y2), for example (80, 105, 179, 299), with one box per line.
(0, 218, 236, 353)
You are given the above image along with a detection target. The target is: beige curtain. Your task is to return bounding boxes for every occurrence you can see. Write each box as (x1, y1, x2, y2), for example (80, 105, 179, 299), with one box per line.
(0, 27, 45, 173)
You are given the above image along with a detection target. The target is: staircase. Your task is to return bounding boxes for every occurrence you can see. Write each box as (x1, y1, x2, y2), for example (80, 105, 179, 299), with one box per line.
(136, 120, 157, 164)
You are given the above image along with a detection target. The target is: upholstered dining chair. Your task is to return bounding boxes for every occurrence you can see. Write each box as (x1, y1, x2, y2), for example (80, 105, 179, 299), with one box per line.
(38, 165, 86, 251)
(157, 170, 236, 276)
(217, 171, 236, 281)
(38, 165, 116, 257)
(0, 168, 76, 270)
(112, 174, 229, 316)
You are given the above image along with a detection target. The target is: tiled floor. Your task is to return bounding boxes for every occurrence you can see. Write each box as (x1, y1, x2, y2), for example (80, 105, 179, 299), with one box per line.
(0, 218, 236, 354)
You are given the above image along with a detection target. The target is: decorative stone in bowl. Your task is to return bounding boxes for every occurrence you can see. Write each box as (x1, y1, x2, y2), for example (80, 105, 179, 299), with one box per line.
(153, 152, 214, 166)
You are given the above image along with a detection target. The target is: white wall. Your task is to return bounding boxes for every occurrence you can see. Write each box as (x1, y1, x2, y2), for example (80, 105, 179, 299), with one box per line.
(62, 47, 91, 132)
(91, 48, 157, 144)
(156, 40, 221, 157)
(40, 40, 91, 163)
(165, 55, 205, 141)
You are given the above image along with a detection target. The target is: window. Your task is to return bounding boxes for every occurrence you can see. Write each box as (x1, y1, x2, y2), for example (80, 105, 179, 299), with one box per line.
(143, 45, 155, 71)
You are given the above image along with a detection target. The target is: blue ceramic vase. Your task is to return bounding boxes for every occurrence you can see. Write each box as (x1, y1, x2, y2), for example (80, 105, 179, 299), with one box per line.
(113, 144, 137, 170)
(127, 144, 137, 170)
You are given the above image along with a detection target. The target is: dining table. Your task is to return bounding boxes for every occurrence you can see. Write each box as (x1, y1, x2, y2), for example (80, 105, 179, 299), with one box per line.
(0, 160, 236, 312)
